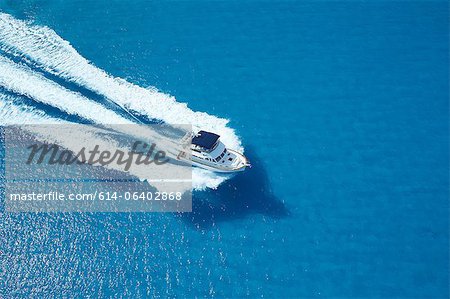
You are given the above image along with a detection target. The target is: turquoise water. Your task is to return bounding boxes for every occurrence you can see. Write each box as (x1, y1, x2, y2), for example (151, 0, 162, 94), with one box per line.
(0, 1, 449, 297)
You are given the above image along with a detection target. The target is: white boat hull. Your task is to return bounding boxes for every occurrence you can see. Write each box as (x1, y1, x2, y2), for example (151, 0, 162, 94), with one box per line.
(191, 149, 249, 172)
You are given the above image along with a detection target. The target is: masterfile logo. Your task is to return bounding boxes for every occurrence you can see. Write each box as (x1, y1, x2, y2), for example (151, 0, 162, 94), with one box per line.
(26, 141, 170, 170)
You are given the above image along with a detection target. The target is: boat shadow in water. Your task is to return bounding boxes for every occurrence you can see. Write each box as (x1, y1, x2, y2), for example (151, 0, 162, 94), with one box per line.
(180, 147, 289, 229)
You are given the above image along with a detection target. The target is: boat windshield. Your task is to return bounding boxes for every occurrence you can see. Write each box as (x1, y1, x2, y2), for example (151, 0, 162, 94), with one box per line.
(214, 149, 227, 162)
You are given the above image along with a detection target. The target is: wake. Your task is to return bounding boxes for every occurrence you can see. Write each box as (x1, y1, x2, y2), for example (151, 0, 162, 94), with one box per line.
(0, 55, 183, 158)
(0, 13, 242, 152)
(0, 13, 240, 190)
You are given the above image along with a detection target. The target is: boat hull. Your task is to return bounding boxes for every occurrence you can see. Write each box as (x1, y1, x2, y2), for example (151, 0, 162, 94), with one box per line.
(190, 149, 250, 173)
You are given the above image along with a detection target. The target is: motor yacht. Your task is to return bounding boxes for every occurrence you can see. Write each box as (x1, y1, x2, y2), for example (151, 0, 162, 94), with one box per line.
(179, 130, 250, 172)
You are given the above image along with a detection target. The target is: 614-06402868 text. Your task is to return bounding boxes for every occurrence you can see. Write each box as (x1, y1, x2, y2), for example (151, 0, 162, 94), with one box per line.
(8, 191, 183, 202)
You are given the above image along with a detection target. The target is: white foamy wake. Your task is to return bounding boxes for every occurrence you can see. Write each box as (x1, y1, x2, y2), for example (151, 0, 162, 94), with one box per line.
(0, 56, 185, 159)
(0, 13, 242, 153)
(0, 13, 237, 190)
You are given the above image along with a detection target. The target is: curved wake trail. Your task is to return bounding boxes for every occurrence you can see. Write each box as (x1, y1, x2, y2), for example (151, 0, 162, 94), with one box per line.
(0, 56, 183, 158)
(0, 13, 242, 153)
(0, 13, 236, 190)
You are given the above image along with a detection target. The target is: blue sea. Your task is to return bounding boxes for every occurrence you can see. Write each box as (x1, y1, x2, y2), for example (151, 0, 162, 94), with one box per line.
(0, 1, 448, 297)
